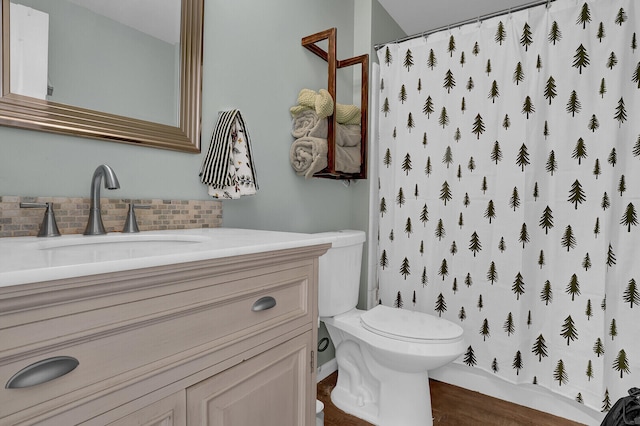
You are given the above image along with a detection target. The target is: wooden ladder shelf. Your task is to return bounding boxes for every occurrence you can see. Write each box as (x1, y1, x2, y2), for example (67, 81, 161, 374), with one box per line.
(301, 28, 369, 180)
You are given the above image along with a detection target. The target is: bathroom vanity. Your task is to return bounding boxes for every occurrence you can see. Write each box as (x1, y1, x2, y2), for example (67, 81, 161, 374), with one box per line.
(0, 229, 331, 425)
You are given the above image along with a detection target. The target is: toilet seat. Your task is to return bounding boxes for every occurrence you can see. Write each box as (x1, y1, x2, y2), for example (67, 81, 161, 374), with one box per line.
(360, 305, 463, 343)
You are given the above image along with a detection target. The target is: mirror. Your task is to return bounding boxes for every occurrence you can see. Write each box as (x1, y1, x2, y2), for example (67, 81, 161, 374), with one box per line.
(0, 0, 203, 152)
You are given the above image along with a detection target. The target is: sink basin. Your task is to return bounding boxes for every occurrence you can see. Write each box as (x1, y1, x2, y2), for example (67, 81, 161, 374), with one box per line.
(37, 233, 211, 251)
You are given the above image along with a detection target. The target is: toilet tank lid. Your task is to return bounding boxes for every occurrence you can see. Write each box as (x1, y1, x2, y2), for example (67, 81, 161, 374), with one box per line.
(316, 230, 366, 248)
(361, 305, 463, 342)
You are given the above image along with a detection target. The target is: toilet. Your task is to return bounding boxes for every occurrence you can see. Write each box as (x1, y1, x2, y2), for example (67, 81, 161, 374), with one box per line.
(318, 230, 465, 426)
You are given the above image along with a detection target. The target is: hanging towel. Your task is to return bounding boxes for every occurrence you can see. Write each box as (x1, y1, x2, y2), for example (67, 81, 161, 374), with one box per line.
(199, 110, 259, 199)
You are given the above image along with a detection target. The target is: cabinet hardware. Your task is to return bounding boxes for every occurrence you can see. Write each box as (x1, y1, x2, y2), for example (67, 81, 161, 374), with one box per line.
(6, 356, 79, 389)
(251, 296, 277, 311)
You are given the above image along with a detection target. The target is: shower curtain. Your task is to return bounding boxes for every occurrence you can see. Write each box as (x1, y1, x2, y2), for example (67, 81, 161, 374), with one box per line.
(377, 0, 640, 412)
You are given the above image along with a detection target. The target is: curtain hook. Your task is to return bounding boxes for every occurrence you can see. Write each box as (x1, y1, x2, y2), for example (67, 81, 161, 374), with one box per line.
(546, 0, 551, 8)
(476, 16, 482, 28)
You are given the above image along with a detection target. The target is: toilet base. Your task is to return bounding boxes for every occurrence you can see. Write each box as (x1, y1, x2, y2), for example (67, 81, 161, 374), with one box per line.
(329, 338, 433, 426)
(330, 368, 433, 426)
(330, 385, 379, 425)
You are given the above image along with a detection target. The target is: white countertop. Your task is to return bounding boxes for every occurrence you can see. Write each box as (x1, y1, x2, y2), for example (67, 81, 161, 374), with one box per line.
(0, 228, 333, 287)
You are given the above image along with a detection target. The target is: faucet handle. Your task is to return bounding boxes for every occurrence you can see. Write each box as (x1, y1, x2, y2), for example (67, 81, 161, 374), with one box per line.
(20, 202, 61, 237)
(122, 204, 150, 233)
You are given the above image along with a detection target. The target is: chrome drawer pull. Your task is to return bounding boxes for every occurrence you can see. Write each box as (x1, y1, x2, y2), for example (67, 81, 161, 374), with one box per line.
(251, 296, 277, 312)
(5, 356, 79, 389)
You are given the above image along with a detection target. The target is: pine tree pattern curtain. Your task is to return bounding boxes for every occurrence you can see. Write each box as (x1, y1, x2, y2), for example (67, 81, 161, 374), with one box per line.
(377, 0, 640, 412)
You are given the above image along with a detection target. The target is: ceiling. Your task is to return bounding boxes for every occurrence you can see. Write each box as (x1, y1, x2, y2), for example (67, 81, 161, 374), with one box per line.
(377, 0, 543, 39)
(67, 0, 541, 47)
(67, 0, 181, 44)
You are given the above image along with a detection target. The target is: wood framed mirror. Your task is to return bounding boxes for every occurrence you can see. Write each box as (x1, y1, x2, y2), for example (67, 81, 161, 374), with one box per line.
(0, 0, 203, 152)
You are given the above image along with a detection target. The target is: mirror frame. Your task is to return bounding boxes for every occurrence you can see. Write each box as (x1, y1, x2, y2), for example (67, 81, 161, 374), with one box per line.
(0, 0, 203, 153)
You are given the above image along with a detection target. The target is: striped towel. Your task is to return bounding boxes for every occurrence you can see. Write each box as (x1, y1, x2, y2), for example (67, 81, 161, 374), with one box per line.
(199, 110, 259, 199)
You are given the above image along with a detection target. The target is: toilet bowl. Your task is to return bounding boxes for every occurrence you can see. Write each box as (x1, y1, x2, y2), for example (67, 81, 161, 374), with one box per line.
(317, 230, 465, 426)
(323, 306, 464, 425)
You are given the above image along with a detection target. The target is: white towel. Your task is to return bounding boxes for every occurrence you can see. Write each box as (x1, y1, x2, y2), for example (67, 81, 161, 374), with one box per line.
(199, 110, 259, 199)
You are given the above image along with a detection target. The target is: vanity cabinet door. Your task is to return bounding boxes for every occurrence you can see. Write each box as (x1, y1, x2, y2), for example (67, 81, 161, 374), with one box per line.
(186, 332, 314, 426)
(99, 391, 187, 426)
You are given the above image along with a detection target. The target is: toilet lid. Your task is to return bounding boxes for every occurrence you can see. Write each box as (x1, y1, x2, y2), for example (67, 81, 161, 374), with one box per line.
(360, 305, 463, 343)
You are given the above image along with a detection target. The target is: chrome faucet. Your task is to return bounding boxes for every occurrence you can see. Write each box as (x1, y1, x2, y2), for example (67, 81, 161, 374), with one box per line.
(84, 165, 120, 235)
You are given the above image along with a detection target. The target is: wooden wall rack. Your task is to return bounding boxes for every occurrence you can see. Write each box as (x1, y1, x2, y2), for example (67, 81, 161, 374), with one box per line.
(301, 28, 369, 180)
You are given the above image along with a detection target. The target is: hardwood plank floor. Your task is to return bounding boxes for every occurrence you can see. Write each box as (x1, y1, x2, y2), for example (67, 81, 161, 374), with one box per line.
(317, 372, 585, 425)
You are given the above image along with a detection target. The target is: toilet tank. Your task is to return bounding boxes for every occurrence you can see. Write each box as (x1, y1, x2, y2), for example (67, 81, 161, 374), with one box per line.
(317, 230, 366, 317)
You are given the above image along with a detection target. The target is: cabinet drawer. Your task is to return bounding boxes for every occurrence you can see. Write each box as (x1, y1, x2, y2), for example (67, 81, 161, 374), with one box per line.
(1, 260, 314, 358)
(0, 267, 312, 424)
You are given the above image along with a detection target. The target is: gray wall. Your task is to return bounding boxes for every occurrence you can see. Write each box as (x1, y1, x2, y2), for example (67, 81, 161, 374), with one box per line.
(371, 0, 406, 62)
(204, 0, 359, 233)
(0, 0, 364, 235)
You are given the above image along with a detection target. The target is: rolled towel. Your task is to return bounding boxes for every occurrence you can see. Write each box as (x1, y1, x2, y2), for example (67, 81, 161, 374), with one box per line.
(335, 144, 361, 174)
(290, 104, 312, 117)
(310, 118, 328, 138)
(296, 88, 334, 119)
(297, 88, 317, 108)
(291, 109, 328, 139)
(315, 89, 334, 118)
(290, 136, 328, 179)
(336, 123, 361, 147)
(335, 123, 362, 173)
(336, 104, 361, 125)
(293, 89, 360, 123)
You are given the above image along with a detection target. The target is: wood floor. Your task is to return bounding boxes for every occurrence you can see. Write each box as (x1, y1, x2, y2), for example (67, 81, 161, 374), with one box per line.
(317, 372, 585, 426)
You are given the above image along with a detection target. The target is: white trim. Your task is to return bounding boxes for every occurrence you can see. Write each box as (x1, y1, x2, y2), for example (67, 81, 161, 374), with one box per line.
(316, 358, 338, 383)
